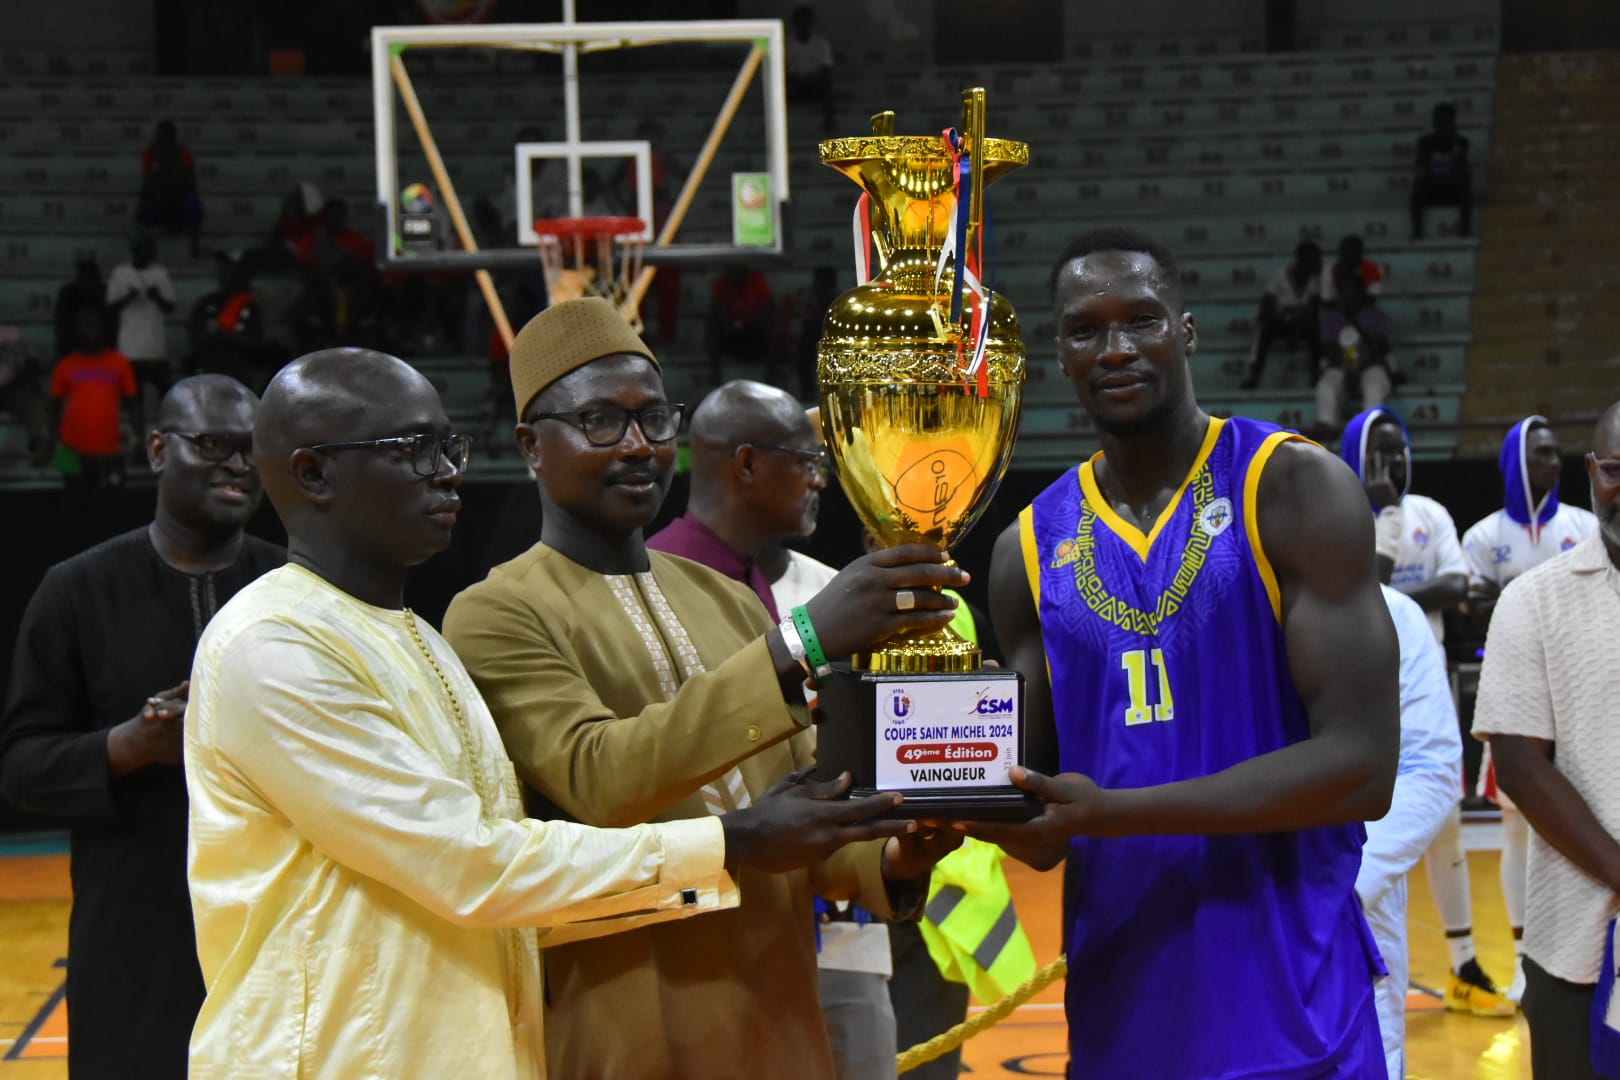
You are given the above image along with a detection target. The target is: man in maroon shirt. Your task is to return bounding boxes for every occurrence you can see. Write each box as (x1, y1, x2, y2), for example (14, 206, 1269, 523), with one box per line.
(647, 379, 826, 617)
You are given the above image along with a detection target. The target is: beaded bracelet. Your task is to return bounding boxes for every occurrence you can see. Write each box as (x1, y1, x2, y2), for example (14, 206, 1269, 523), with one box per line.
(791, 604, 833, 678)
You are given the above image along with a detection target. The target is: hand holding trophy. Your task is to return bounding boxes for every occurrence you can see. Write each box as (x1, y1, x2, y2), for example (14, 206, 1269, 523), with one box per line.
(807, 88, 1035, 820)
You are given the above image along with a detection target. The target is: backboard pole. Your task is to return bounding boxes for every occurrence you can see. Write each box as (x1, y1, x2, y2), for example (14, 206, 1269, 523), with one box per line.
(389, 53, 516, 349)
(622, 43, 765, 318)
(561, 0, 584, 219)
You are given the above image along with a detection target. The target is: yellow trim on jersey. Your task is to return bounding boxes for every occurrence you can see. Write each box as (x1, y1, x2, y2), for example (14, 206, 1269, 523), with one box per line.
(1017, 503, 1056, 687)
(1076, 417, 1227, 562)
(1018, 505, 1043, 615)
(1244, 431, 1309, 623)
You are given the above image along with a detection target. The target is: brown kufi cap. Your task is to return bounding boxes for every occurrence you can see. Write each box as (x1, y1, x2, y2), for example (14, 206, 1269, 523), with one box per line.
(509, 297, 658, 415)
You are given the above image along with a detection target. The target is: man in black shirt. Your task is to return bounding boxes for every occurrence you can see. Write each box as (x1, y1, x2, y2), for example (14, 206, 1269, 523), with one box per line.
(1, 374, 283, 1079)
(1411, 102, 1473, 239)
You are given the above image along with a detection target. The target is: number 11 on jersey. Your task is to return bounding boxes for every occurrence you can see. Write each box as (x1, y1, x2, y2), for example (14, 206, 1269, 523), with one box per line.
(1121, 648, 1175, 726)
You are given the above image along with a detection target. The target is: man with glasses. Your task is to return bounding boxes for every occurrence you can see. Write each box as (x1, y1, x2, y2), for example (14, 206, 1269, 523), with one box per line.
(649, 382, 897, 1078)
(444, 298, 966, 1078)
(183, 346, 913, 1078)
(1, 374, 280, 1079)
(648, 379, 828, 620)
(1474, 401, 1620, 1079)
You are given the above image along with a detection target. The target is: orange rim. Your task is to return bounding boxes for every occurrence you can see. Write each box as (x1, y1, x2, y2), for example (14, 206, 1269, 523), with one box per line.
(533, 216, 647, 240)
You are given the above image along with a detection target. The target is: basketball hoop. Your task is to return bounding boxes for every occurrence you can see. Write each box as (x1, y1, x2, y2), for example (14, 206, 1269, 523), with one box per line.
(534, 216, 648, 330)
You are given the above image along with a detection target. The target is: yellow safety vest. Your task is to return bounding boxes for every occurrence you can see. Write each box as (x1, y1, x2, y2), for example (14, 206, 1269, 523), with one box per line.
(919, 838, 1037, 1003)
(920, 591, 1036, 1002)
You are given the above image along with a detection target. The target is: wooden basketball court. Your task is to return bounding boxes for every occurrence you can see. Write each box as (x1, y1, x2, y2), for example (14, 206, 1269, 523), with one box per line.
(0, 838, 1528, 1078)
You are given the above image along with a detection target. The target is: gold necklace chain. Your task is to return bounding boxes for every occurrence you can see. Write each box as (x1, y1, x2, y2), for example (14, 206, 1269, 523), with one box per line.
(402, 609, 492, 809)
(402, 609, 530, 1018)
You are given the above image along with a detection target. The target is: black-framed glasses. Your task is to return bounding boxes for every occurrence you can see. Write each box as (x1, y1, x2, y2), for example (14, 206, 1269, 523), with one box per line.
(1590, 453, 1620, 485)
(304, 431, 472, 477)
(532, 403, 685, 447)
(162, 430, 254, 464)
(740, 442, 832, 477)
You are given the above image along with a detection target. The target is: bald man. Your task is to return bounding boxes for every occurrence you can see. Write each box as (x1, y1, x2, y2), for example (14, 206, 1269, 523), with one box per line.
(1, 375, 282, 1079)
(183, 348, 909, 1079)
(444, 297, 964, 1078)
(648, 379, 827, 618)
(647, 383, 899, 1077)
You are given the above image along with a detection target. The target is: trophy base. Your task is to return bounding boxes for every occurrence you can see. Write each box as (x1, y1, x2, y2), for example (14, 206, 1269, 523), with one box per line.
(853, 623, 981, 674)
(845, 786, 1040, 821)
(813, 664, 1037, 822)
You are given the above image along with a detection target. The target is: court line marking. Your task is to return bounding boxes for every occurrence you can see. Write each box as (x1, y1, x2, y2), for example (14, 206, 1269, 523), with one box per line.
(3, 957, 65, 1061)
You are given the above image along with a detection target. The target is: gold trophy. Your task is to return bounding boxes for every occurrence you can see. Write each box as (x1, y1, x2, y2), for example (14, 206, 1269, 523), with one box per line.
(813, 89, 1034, 819)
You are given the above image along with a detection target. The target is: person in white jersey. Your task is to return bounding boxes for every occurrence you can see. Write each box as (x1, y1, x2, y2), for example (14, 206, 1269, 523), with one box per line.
(1462, 416, 1597, 1001)
(1340, 406, 1513, 1015)
(1361, 583, 1463, 1080)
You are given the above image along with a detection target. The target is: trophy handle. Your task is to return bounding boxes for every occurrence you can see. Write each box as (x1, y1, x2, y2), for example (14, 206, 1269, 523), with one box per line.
(962, 88, 987, 265)
(866, 111, 897, 274)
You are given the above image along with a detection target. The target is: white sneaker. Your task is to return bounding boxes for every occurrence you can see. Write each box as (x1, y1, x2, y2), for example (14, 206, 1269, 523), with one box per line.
(1505, 957, 1526, 1005)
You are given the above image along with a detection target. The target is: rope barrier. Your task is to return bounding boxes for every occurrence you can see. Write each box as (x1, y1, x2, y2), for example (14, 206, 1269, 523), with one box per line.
(895, 955, 1068, 1074)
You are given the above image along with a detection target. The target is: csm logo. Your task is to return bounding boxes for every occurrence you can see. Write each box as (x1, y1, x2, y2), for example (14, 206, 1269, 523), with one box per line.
(972, 691, 1015, 715)
(887, 691, 912, 721)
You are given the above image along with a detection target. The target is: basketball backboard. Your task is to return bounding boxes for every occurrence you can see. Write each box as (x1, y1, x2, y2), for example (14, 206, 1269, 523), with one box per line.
(370, 18, 790, 273)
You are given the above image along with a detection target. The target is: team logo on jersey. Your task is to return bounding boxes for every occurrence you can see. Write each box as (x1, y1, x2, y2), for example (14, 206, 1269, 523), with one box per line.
(1562, 536, 1578, 551)
(1412, 528, 1430, 548)
(1198, 497, 1234, 537)
(1050, 538, 1081, 568)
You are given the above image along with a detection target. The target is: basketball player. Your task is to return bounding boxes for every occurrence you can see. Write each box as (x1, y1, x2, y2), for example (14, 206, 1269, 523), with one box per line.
(1462, 416, 1596, 1001)
(970, 227, 1398, 1078)
(1342, 406, 1513, 1015)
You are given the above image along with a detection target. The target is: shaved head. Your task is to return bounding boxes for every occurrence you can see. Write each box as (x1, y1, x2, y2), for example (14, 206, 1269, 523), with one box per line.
(682, 380, 825, 546)
(158, 374, 257, 431)
(689, 380, 812, 452)
(1596, 400, 1620, 453)
(255, 348, 438, 514)
(253, 348, 461, 597)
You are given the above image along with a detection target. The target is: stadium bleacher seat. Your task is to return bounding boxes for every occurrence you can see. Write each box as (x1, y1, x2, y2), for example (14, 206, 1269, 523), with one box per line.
(0, 23, 1498, 480)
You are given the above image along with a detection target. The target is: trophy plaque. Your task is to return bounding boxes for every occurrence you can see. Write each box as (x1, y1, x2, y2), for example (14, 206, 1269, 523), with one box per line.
(812, 88, 1035, 820)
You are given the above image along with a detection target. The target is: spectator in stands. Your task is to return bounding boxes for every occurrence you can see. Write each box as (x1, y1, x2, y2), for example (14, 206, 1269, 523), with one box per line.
(1412, 103, 1473, 240)
(255, 182, 324, 275)
(52, 306, 137, 491)
(54, 254, 110, 362)
(1472, 400, 1620, 1080)
(294, 198, 375, 277)
(107, 232, 178, 453)
(1316, 235, 1393, 431)
(188, 252, 264, 390)
(136, 120, 203, 258)
(785, 5, 837, 132)
(1241, 241, 1321, 390)
(287, 255, 387, 354)
(0, 324, 52, 467)
(706, 264, 775, 387)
